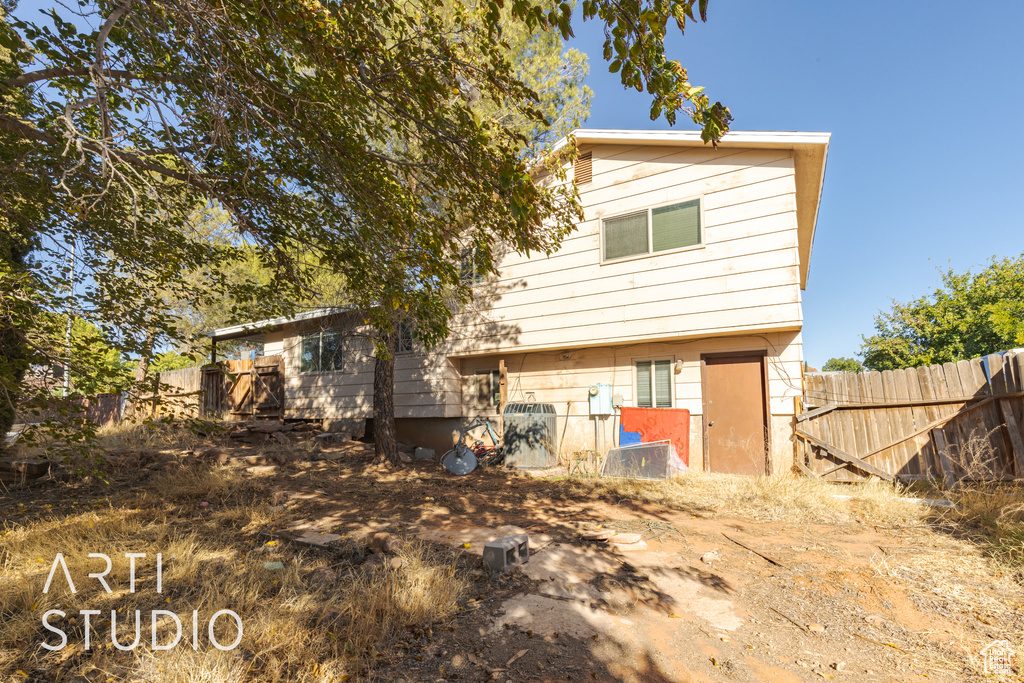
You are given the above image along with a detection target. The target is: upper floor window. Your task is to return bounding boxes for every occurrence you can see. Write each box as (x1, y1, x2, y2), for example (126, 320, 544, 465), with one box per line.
(300, 329, 344, 374)
(635, 359, 673, 408)
(459, 247, 486, 285)
(602, 198, 702, 262)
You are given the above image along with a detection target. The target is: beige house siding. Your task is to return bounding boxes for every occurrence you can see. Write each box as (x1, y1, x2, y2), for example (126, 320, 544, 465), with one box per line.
(458, 331, 801, 474)
(222, 134, 827, 474)
(448, 145, 802, 355)
(276, 316, 461, 421)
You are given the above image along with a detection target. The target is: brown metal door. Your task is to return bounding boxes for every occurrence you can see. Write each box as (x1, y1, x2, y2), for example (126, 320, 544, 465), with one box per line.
(703, 354, 768, 475)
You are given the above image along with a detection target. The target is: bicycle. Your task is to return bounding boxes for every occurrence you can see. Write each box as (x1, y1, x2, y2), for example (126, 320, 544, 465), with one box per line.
(441, 417, 504, 475)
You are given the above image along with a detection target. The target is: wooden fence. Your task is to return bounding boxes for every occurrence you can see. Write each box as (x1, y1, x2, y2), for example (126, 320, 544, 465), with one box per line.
(202, 355, 284, 420)
(150, 366, 204, 419)
(798, 350, 1024, 482)
(80, 393, 122, 425)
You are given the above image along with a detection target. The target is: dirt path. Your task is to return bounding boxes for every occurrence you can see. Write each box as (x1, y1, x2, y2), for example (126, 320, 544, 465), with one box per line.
(251, 450, 1023, 682)
(4, 441, 1022, 681)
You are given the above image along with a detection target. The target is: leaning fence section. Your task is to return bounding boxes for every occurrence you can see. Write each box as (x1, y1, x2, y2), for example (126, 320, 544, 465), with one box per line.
(151, 366, 204, 419)
(799, 351, 1024, 482)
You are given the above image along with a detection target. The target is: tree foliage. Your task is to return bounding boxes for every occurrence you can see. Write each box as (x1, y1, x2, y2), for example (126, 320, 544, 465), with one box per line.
(0, 0, 730, 452)
(860, 255, 1024, 371)
(822, 357, 863, 373)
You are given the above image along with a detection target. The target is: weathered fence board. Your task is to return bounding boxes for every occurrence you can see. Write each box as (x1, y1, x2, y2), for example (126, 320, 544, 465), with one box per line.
(800, 349, 1024, 482)
(151, 366, 203, 419)
(201, 355, 284, 420)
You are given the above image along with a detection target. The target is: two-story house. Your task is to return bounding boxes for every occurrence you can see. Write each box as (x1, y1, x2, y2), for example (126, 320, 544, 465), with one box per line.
(207, 129, 830, 475)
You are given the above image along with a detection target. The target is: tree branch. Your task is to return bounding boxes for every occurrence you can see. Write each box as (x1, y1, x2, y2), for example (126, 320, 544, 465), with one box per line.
(0, 114, 55, 143)
(5, 67, 183, 90)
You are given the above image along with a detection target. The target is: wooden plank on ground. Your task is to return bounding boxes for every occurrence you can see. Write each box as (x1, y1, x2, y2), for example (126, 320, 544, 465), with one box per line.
(794, 430, 895, 482)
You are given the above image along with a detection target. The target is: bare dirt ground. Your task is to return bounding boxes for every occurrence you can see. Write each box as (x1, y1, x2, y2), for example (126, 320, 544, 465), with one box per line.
(3, 433, 1024, 682)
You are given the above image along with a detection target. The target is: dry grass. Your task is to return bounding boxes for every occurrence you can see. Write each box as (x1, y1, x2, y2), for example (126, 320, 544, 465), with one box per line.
(96, 421, 211, 454)
(0, 467, 465, 682)
(916, 426, 1024, 583)
(564, 471, 931, 525)
(931, 484, 1024, 583)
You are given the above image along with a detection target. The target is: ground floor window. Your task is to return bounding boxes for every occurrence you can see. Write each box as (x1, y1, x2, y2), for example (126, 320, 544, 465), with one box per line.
(635, 359, 673, 408)
(473, 370, 501, 409)
(300, 329, 344, 373)
(395, 321, 416, 355)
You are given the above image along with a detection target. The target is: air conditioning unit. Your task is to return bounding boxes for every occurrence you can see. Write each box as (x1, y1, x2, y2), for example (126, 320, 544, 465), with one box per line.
(502, 402, 558, 469)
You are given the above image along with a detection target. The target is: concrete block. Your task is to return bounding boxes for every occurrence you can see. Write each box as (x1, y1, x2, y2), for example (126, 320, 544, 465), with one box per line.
(414, 447, 436, 460)
(483, 534, 529, 572)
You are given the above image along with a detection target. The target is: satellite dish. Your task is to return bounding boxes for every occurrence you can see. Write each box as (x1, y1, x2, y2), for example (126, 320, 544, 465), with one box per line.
(442, 443, 477, 476)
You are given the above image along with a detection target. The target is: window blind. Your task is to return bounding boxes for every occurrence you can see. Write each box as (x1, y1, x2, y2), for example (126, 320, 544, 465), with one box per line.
(654, 360, 672, 408)
(636, 361, 652, 408)
(604, 212, 648, 260)
(652, 200, 701, 252)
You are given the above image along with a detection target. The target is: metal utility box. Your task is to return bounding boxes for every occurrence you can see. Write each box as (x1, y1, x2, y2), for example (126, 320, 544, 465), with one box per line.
(502, 402, 558, 468)
(588, 383, 613, 415)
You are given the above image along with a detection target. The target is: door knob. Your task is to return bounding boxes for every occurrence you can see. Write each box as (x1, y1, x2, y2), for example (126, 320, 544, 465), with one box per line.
(708, 421, 715, 427)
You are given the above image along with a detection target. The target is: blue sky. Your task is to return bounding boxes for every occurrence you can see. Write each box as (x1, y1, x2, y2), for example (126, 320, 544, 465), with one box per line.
(567, 1, 1024, 368)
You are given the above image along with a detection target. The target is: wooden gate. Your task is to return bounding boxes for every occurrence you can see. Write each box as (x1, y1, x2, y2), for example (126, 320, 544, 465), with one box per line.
(202, 355, 284, 420)
(798, 351, 1024, 482)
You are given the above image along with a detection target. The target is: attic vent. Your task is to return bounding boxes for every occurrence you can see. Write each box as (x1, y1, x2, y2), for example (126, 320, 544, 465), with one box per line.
(575, 151, 592, 185)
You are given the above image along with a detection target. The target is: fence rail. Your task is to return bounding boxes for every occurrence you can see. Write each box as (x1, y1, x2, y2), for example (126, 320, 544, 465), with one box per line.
(799, 350, 1024, 482)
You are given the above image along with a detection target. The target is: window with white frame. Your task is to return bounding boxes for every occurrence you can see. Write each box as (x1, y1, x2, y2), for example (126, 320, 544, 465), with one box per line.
(300, 329, 344, 374)
(635, 359, 673, 408)
(603, 198, 702, 261)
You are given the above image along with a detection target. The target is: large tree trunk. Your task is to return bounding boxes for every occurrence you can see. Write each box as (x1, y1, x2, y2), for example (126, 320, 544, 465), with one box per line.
(122, 328, 156, 421)
(373, 330, 399, 465)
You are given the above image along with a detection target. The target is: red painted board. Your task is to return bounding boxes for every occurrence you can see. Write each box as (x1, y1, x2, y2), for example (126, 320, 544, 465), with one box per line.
(620, 407, 690, 467)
